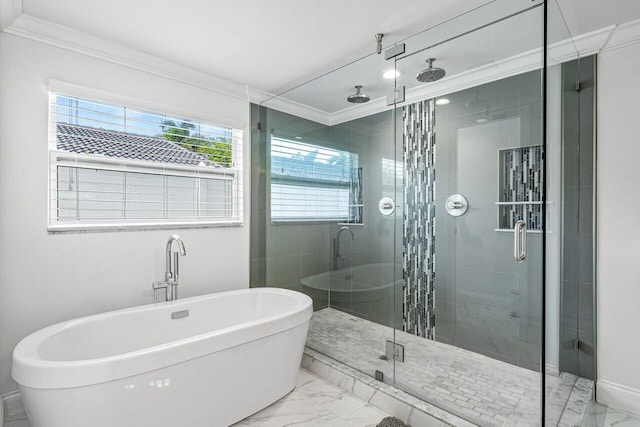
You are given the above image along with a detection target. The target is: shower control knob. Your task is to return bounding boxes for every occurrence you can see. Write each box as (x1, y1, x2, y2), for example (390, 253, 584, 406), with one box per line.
(378, 197, 395, 216)
(445, 194, 468, 217)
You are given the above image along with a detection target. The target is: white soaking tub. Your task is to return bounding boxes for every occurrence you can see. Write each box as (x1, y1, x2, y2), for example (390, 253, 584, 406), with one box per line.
(12, 288, 312, 427)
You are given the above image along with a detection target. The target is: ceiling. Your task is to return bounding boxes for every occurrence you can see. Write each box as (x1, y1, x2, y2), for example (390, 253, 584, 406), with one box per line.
(2, 0, 636, 95)
(15, 0, 493, 94)
(1, 0, 639, 103)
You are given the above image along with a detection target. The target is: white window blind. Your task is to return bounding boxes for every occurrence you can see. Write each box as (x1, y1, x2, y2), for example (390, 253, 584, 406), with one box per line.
(270, 137, 358, 222)
(48, 93, 243, 231)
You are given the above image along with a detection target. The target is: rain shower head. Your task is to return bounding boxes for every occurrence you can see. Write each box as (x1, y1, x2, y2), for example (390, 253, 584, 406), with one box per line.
(416, 58, 446, 83)
(347, 85, 370, 103)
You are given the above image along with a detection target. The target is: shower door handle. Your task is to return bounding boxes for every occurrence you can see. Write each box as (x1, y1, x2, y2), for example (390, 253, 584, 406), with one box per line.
(514, 220, 526, 262)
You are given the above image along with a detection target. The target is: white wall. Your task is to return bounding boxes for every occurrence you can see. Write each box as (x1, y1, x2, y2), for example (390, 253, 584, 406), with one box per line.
(597, 40, 640, 413)
(0, 33, 251, 395)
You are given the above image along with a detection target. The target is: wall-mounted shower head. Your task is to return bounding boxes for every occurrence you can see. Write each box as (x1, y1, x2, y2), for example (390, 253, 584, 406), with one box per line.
(416, 58, 446, 83)
(347, 85, 370, 103)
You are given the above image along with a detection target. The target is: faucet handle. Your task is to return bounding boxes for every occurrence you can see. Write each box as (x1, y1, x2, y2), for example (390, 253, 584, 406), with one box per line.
(152, 281, 169, 301)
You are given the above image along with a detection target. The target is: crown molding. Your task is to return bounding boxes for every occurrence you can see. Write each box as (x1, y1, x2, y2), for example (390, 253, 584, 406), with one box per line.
(270, 20, 640, 126)
(261, 94, 334, 126)
(3, 14, 270, 104)
(5, 12, 640, 127)
(601, 18, 640, 53)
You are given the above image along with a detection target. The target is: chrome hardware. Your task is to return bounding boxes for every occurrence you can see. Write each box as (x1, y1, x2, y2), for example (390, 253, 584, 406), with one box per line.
(514, 220, 526, 262)
(445, 194, 469, 217)
(152, 281, 169, 302)
(385, 43, 405, 60)
(385, 340, 405, 362)
(387, 85, 405, 105)
(378, 197, 395, 216)
(171, 310, 189, 320)
(153, 235, 187, 301)
(375, 33, 384, 54)
(333, 226, 355, 270)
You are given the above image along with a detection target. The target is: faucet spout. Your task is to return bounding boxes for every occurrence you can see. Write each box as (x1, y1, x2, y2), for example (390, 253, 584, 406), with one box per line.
(166, 235, 186, 281)
(167, 235, 186, 257)
(333, 226, 355, 270)
(155, 235, 187, 301)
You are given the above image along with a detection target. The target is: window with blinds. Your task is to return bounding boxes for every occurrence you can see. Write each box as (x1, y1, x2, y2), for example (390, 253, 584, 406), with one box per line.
(270, 137, 358, 222)
(48, 93, 243, 231)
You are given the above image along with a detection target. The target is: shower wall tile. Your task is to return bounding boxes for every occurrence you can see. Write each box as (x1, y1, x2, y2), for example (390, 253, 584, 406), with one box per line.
(299, 224, 330, 254)
(559, 56, 595, 380)
(518, 273, 543, 319)
(578, 283, 594, 325)
(578, 235, 594, 284)
(579, 185, 594, 235)
(562, 144, 580, 188)
(266, 255, 301, 290)
(266, 225, 303, 258)
(562, 234, 579, 283)
(301, 252, 331, 279)
(454, 266, 516, 301)
(578, 325, 595, 378)
(562, 281, 579, 323)
(563, 186, 580, 235)
(433, 263, 454, 305)
(452, 230, 517, 274)
(516, 338, 541, 371)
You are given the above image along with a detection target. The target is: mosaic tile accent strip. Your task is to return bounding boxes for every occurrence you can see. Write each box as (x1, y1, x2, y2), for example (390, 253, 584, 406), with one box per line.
(498, 145, 543, 231)
(348, 167, 363, 224)
(402, 100, 436, 338)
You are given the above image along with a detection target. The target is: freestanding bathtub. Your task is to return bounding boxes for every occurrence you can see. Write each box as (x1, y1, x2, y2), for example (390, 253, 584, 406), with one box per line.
(12, 288, 312, 427)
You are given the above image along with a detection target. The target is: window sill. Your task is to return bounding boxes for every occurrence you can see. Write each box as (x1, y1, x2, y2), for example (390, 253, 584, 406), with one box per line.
(48, 220, 243, 234)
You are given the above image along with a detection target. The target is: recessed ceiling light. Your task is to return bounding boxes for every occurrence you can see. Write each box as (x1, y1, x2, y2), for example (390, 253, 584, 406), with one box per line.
(475, 118, 488, 123)
(383, 69, 400, 79)
(295, 136, 302, 140)
(435, 98, 450, 105)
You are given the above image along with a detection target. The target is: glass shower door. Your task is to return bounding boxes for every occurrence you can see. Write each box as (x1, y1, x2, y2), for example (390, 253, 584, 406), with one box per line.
(389, 3, 546, 425)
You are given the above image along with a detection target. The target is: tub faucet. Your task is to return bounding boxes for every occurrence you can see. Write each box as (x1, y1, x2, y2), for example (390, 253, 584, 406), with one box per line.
(152, 235, 187, 301)
(333, 226, 355, 270)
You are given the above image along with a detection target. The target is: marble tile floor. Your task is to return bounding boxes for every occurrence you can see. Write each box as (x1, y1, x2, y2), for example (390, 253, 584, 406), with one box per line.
(2, 369, 391, 427)
(233, 369, 391, 426)
(307, 307, 594, 427)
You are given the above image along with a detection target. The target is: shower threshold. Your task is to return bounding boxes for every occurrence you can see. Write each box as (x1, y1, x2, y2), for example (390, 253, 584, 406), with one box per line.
(304, 308, 593, 426)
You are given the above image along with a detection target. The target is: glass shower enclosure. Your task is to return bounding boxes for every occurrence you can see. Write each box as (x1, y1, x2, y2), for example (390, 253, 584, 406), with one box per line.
(250, 0, 592, 425)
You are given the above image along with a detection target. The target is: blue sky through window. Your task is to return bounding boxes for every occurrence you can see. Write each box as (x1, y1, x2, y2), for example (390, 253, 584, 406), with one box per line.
(55, 94, 232, 141)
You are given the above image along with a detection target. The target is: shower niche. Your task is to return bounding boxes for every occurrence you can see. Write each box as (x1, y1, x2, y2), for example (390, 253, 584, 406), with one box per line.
(497, 145, 543, 232)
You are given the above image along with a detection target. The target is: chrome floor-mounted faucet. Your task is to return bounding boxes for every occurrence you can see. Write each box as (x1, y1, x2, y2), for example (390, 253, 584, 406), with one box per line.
(333, 226, 355, 270)
(152, 235, 186, 301)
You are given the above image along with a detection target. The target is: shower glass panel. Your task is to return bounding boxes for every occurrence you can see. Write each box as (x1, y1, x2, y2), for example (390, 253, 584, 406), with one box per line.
(250, 0, 595, 425)
(390, 3, 547, 424)
(258, 46, 399, 381)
